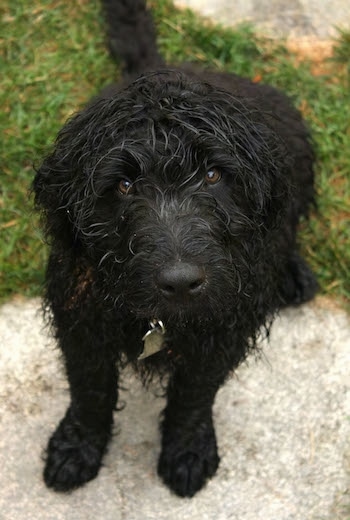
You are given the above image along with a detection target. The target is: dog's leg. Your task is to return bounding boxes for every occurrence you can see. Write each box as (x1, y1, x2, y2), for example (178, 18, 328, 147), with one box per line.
(281, 250, 319, 306)
(158, 361, 226, 497)
(43, 324, 118, 492)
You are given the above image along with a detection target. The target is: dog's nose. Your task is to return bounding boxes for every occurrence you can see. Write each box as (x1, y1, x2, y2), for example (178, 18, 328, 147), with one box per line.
(157, 263, 206, 300)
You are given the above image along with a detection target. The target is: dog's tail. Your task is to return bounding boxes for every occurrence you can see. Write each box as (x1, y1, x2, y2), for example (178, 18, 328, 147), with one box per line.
(101, 0, 165, 76)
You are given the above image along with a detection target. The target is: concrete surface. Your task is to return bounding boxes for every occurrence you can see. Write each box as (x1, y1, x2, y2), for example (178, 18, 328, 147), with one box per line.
(175, 0, 350, 39)
(0, 297, 349, 519)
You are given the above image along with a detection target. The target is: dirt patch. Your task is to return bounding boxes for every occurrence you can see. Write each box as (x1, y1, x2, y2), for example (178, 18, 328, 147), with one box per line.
(286, 37, 335, 75)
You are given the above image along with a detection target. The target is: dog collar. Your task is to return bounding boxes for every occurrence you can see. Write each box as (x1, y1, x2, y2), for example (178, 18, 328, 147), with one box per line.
(138, 319, 166, 360)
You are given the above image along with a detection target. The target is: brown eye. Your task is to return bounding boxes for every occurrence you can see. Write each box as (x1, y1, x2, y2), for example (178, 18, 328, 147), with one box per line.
(118, 179, 134, 195)
(205, 168, 221, 185)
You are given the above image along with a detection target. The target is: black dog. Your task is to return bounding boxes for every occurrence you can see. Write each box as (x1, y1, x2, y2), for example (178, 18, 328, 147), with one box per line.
(33, 0, 318, 498)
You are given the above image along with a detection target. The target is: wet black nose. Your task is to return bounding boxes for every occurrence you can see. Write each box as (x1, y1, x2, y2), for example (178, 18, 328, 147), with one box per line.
(156, 263, 206, 300)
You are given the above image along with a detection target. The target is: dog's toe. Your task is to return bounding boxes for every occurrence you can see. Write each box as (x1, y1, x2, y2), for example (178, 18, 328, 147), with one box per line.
(43, 411, 109, 491)
(44, 440, 103, 492)
(158, 424, 220, 498)
(158, 450, 219, 497)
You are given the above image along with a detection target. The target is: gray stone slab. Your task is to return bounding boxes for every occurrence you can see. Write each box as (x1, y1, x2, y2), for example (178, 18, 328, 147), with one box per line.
(0, 298, 349, 519)
(175, 0, 350, 38)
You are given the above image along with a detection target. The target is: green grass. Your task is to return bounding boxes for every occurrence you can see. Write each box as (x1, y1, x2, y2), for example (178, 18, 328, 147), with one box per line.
(1, 0, 349, 306)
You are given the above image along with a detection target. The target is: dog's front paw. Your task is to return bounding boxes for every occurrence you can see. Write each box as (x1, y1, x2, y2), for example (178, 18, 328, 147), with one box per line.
(158, 424, 220, 497)
(44, 410, 109, 492)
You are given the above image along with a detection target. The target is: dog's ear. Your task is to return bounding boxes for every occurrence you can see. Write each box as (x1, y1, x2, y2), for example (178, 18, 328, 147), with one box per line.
(33, 98, 114, 245)
(230, 120, 292, 227)
(234, 103, 314, 229)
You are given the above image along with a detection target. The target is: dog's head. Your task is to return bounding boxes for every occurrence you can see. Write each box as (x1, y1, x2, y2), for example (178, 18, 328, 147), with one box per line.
(34, 71, 292, 324)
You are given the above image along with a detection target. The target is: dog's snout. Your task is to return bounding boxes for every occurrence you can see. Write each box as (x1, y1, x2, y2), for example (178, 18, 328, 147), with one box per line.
(157, 263, 206, 300)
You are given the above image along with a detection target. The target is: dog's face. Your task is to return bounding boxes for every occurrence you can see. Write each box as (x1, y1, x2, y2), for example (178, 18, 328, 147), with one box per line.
(34, 72, 290, 325)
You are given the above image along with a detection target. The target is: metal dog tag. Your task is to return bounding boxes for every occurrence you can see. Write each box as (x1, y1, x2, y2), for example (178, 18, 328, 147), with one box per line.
(138, 320, 166, 360)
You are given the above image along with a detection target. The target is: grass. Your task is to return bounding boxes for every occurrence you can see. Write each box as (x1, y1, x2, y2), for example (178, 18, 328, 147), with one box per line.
(1, 0, 349, 306)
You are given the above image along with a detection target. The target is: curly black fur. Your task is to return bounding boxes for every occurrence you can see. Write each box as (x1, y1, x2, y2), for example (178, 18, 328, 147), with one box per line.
(33, 0, 318, 498)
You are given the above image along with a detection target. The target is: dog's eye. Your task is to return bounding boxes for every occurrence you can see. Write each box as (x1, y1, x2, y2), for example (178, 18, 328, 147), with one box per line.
(118, 179, 135, 196)
(205, 168, 221, 185)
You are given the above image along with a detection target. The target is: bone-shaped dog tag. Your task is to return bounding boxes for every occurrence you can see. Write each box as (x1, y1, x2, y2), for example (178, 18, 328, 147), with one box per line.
(138, 320, 166, 360)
